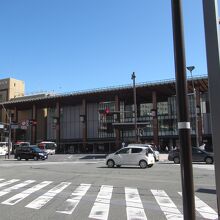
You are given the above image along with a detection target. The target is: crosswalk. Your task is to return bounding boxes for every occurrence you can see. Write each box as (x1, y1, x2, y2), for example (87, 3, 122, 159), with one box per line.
(0, 178, 217, 220)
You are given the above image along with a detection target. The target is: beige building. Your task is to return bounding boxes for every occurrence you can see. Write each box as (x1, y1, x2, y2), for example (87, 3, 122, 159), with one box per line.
(0, 78, 25, 140)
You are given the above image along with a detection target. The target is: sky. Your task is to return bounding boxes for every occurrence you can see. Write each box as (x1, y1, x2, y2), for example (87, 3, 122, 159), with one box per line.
(0, 0, 217, 94)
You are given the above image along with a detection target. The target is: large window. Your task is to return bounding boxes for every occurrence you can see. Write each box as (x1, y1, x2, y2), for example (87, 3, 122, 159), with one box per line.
(140, 103, 152, 117)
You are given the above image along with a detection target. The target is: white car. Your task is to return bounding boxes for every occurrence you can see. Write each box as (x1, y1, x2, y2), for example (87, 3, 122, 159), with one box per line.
(106, 146, 155, 169)
(128, 144, 160, 162)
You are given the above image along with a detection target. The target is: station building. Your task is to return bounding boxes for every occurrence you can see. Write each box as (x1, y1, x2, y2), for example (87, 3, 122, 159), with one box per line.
(0, 75, 211, 153)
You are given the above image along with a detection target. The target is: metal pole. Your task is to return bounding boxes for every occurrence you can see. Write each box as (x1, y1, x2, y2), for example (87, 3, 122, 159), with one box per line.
(171, 1, 195, 219)
(131, 72, 138, 143)
(187, 67, 200, 148)
(203, 0, 220, 216)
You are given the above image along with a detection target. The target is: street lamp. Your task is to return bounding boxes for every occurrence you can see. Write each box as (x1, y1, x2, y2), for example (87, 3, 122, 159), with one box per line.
(0, 104, 11, 159)
(186, 66, 199, 148)
(131, 72, 138, 143)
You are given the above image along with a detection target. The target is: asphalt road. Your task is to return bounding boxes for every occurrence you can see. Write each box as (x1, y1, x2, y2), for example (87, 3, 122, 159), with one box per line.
(0, 154, 217, 220)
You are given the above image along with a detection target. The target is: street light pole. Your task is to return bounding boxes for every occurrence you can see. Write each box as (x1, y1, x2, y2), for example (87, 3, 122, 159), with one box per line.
(187, 66, 199, 148)
(131, 72, 138, 143)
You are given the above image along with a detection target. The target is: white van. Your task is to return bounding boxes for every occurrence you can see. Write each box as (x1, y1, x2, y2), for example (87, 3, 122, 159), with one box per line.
(106, 146, 155, 168)
(0, 142, 11, 155)
(37, 141, 57, 155)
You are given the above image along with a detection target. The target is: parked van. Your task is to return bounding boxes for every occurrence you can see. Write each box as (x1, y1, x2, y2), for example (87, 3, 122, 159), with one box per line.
(37, 141, 57, 155)
(0, 142, 12, 155)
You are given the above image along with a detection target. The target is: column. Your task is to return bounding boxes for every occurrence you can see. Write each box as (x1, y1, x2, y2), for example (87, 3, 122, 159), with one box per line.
(82, 99, 87, 152)
(12, 107, 18, 143)
(31, 104, 37, 144)
(115, 95, 120, 149)
(196, 90, 202, 145)
(152, 91, 159, 146)
(55, 101, 60, 150)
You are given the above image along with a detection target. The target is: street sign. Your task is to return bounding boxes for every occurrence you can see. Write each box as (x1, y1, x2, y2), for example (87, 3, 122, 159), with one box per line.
(20, 125, 27, 130)
(11, 124, 19, 129)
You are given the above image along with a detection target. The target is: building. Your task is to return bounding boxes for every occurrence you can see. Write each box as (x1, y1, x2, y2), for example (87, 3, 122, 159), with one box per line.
(0, 78, 25, 141)
(0, 75, 211, 153)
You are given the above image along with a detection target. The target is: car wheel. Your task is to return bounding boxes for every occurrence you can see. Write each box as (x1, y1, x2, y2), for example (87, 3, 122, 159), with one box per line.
(139, 160, 147, 169)
(205, 157, 213, 164)
(17, 156, 21, 161)
(173, 157, 180, 164)
(34, 156, 38, 161)
(107, 159, 115, 168)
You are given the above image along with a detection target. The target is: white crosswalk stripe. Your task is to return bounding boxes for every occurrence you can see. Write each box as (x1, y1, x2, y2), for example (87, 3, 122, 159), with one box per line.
(0, 178, 217, 220)
(125, 187, 147, 220)
(25, 182, 71, 209)
(178, 192, 218, 220)
(151, 190, 183, 220)
(56, 183, 91, 215)
(0, 179, 20, 188)
(0, 180, 35, 197)
(89, 185, 113, 220)
(2, 181, 52, 205)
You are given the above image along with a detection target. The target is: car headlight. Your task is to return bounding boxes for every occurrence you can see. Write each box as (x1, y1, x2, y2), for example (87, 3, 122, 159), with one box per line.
(39, 153, 44, 156)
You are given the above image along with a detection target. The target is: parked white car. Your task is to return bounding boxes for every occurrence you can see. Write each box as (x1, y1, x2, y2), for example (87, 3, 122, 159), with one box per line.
(106, 146, 155, 168)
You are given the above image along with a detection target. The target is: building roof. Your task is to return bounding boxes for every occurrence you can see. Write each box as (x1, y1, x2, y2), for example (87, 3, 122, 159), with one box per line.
(1, 75, 208, 109)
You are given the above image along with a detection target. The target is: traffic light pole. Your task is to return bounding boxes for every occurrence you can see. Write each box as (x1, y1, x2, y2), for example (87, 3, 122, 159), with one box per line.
(171, 1, 195, 219)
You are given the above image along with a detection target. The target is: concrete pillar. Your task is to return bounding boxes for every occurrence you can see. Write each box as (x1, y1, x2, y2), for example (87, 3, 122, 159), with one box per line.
(31, 104, 37, 144)
(55, 102, 60, 150)
(196, 90, 202, 145)
(152, 91, 159, 146)
(82, 99, 87, 152)
(115, 95, 120, 148)
(12, 107, 18, 143)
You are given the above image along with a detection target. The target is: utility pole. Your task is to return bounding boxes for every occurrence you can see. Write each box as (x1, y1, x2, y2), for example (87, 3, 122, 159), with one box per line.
(186, 66, 199, 148)
(171, 1, 195, 219)
(131, 72, 138, 143)
(203, 0, 220, 216)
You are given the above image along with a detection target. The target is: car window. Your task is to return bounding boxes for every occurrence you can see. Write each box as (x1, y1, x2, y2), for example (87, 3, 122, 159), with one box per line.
(131, 148, 142, 153)
(148, 147, 154, 154)
(192, 148, 202, 154)
(116, 148, 130, 154)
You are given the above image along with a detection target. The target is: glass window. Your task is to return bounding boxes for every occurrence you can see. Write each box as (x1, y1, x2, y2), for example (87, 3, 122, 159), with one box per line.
(116, 148, 130, 154)
(140, 103, 153, 116)
(131, 148, 142, 153)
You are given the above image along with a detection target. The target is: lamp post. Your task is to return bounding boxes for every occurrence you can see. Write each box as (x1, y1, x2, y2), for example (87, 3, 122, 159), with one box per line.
(131, 72, 138, 143)
(1, 104, 11, 159)
(186, 66, 199, 148)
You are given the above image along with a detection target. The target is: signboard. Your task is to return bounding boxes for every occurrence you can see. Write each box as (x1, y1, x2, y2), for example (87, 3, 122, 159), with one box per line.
(20, 125, 28, 130)
(11, 124, 19, 129)
(0, 124, 4, 129)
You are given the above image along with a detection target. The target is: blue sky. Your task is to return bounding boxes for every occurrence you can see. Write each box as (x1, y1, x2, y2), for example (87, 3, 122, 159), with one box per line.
(0, 0, 215, 94)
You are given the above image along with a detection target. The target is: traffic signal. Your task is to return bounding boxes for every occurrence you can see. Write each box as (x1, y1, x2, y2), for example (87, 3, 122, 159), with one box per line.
(99, 108, 111, 115)
(29, 119, 37, 126)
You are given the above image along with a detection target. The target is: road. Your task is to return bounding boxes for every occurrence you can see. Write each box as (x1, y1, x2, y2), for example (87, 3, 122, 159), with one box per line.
(0, 154, 217, 220)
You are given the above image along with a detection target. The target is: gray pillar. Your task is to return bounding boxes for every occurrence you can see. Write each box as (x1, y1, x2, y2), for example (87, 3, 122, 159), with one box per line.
(203, 0, 220, 216)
